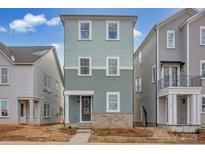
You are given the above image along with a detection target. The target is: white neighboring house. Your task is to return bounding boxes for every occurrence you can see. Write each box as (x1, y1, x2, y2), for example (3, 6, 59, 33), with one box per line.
(0, 42, 64, 125)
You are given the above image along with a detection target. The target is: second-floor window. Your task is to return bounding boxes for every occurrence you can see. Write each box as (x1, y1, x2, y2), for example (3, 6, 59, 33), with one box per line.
(106, 57, 120, 76)
(202, 97, 205, 113)
(78, 57, 91, 76)
(200, 60, 205, 78)
(200, 26, 205, 45)
(55, 81, 59, 97)
(135, 79, 138, 92)
(139, 51, 142, 66)
(79, 21, 92, 40)
(106, 21, 119, 40)
(0, 67, 9, 84)
(152, 65, 156, 83)
(43, 74, 51, 92)
(167, 31, 175, 48)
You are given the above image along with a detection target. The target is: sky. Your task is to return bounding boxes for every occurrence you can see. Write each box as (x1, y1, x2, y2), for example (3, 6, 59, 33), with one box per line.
(0, 8, 178, 68)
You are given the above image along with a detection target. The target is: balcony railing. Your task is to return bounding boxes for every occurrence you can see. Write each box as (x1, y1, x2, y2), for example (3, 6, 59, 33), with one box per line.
(158, 75, 202, 90)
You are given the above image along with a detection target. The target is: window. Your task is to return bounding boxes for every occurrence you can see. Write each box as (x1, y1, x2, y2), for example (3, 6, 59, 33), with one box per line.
(43, 103, 50, 118)
(79, 21, 92, 40)
(106, 92, 120, 112)
(135, 79, 138, 92)
(167, 31, 175, 48)
(202, 97, 205, 113)
(0, 67, 9, 84)
(106, 21, 119, 40)
(139, 51, 142, 66)
(106, 57, 120, 76)
(78, 57, 91, 76)
(200, 26, 205, 45)
(0, 99, 8, 117)
(152, 65, 156, 83)
(55, 81, 59, 96)
(200, 60, 205, 78)
(43, 74, 51, 92)
(139, 78, 142, 92)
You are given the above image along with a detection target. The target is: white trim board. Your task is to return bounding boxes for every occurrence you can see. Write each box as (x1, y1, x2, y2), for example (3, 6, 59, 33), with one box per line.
(64, 90, 94, 96)
(64, 66, 133, 70)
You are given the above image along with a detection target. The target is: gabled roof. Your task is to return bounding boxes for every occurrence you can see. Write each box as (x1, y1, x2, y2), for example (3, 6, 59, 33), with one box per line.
(179, 8, 205, 29)
(0, 42, 53, 64)
(134, 8, 199, 58)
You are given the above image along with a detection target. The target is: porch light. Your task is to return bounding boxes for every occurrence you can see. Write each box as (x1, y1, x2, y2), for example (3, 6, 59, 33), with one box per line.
(76, 96, 80, 103)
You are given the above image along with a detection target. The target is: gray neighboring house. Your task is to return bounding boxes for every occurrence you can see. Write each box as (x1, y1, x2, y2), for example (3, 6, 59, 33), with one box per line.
(0, 42, 64, 125)
(134, 8, 205, 132)
(61, 15, 137, 128)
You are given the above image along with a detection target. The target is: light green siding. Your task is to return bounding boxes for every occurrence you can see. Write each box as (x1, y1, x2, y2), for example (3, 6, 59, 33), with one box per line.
(64, 19, 133, 67)
(65, 69, 133, 113)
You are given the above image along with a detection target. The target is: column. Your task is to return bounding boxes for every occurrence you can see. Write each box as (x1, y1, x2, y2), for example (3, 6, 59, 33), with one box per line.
(29, 99, 34, 124)
(65, 95, 69, 125)
(196, 94, 201, 125)
(157, 97, 160, 124)
(191, 94, 197, 125)
(168, 94, 173, 125)
(187, 95, 190, 124)
(172, 94, 177, 125)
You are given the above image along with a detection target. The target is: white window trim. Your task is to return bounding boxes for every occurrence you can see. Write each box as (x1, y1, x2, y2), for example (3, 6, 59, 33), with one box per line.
(78, 20, 92, 40)
(152, 65, 156, 83)
(200, 26, 205, 45)
(78, 56, 92, 76)
(106, 92, 120, 112)
(167, 30, 175, 49)
(139, 78, 142, 92)
(201, 95, 205, 113)
(200, 60, 205, 79)
(0, 66, 9, 85)
(106, 56, 120, 76)
(106, 21, 120, 40)
(0, 99, 9, 117)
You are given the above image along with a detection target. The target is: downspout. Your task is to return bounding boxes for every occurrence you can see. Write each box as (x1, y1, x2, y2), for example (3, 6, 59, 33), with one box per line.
(156, 26, 159, 127)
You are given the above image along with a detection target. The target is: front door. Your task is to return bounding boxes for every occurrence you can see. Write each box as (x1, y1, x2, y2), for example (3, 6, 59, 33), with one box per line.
(81, 96, 91, 122)
(180, 98, 187, 124)
(19, 102, 26, 124)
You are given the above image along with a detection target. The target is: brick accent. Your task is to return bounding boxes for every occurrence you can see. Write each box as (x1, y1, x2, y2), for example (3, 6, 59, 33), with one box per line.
(92, 112, 133, 128)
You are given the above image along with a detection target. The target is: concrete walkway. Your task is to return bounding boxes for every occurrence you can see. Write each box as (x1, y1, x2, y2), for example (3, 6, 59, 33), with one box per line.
(68, 129, 91, 145)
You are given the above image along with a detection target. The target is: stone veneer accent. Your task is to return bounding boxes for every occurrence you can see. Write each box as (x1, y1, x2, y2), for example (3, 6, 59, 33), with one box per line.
(158, 124, 201, 132)
(92, 112, 133, 128)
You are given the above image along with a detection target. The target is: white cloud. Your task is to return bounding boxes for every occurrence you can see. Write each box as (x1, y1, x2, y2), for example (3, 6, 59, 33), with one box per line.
(134, 29, 142, 38)
(0, 26, 7, 33)
(51, 43, 61, 50)
(9, 13, 60, 33)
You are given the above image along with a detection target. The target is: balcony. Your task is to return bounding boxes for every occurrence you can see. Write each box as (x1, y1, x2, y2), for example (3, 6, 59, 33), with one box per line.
(158, 75, 202, 90)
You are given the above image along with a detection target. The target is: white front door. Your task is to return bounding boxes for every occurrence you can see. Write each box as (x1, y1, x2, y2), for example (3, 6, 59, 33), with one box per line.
(19, 102, 26, 124)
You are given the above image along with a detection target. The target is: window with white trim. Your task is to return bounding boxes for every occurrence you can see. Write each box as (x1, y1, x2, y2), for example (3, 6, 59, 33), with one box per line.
(79, 21, 92, 40)
(200, 26, 205, 45)
(152, 65, 156, 83)
(55, 80, 59, 97)
(200, 61, 205, 78)
(106, 21, 119, 40)
(139, 51, 142, 66)
(106, 92, 120, 112)
(167, 31, 175, 48)
(106, 57, 119, 76)
(78, 57, 91, 76)
(0, 67, 9, 84)
(0, 99, 8, 117)
(135, 79, 138, 92)
(139, 78, 142, 92)
(43, 103, 50, 118)
(202, 97, 205, 113)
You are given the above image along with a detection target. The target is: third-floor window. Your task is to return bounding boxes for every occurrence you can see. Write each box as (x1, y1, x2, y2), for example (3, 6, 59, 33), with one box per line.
(106, 21, 119, 40)
(167, 30, 175, 48)
(79, 21, 92, 40)
(200, 26, 205, 45)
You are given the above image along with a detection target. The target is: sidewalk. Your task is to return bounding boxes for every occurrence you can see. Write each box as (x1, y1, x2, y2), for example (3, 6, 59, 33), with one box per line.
(68, 130, 91, 145)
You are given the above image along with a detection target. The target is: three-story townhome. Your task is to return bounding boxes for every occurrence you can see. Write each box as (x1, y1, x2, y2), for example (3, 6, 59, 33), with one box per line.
(134, 8, 205, 132)
(0, 42, 64, 125)
(61, 15, 137, 128)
